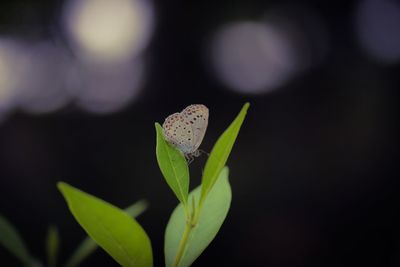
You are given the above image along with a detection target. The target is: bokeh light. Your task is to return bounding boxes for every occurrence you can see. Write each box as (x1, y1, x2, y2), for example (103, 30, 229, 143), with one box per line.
(264, 4, 329, 72)
(17, 42, 77, 114)
(0, 38, 27, 116)
(0, 41, 16, 113)
(0, 36, 145, 117)
(355, 0, 400, 63)
(210, 21, 296, 94)
(209, 4, 329, 95)
(0, 39, 79, 116)
(62, 0, 154, 63)
(74, 59, 146, 114)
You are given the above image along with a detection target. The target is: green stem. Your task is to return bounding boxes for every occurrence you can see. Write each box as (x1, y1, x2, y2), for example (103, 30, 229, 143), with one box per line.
(172, 221, 192, 267)
(172, 197, 201, 267)
(183, 205, 190, 221)
(192, 197, 205, 226)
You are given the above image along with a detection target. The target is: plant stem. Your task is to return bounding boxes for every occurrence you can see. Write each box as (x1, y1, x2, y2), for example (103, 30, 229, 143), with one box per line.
(192, 200, 204, 226)
(172, 221, 192, 267)
(173, 196, 203, 267)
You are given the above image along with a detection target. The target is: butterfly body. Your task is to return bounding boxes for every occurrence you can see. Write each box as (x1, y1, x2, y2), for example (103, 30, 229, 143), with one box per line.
(162, 104, 209, 161)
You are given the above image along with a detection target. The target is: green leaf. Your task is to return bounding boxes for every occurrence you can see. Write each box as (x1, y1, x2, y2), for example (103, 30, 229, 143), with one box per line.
(155, 123, 189, 207)
(0, 214, 39, 266)
(165, 167, 231, 267)
(46, 225, 60, 267)
(58, 182, 153, 267)
(201, 103, 249, 202)
(64, 200, 149, 267)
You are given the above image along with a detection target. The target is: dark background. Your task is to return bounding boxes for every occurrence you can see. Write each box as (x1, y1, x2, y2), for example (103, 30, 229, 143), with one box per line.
(1, 0, 399, 266)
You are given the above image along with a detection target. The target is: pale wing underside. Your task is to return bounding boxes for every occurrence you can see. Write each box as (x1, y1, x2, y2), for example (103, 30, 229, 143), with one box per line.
(182, 104, 209, 152)
(162, 113, 195, 154)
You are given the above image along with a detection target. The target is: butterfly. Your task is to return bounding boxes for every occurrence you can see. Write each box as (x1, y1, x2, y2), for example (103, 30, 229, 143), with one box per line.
(162, 104, 209, 163)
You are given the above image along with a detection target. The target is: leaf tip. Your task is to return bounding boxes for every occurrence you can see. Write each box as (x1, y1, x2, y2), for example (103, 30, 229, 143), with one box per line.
(243, 102, 250, 112)
(155, 122, 162, 130)
(137, 199, 150, 212)
(57, 182, 68, 193)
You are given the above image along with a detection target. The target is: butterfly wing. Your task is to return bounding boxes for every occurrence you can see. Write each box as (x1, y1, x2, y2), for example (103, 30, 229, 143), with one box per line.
(182, 104, 209, 153)
(162, 112, 195, 154)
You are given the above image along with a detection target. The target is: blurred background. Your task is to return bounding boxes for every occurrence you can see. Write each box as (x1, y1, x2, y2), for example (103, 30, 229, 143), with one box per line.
(0, 0, 399, 266)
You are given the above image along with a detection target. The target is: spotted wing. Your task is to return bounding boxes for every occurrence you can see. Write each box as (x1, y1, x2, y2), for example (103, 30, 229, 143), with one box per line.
(162, 112, 195, 154)
(182, 104, 209, 152)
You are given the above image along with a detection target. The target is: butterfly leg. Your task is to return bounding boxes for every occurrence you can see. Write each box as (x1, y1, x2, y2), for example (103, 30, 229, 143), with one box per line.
(185, 154, 194, 165)
(198, 149, 210, 157)
(188, 156, 194, 165)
